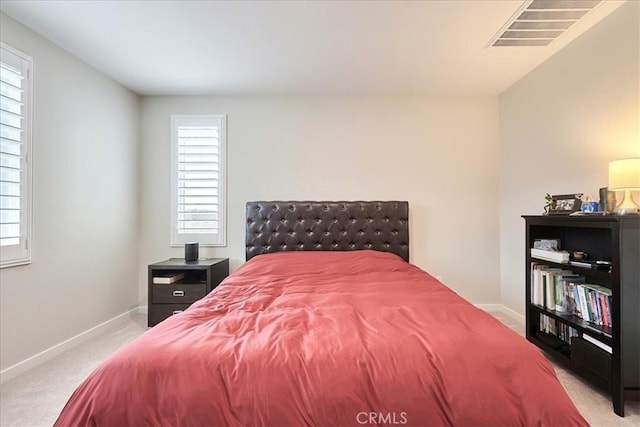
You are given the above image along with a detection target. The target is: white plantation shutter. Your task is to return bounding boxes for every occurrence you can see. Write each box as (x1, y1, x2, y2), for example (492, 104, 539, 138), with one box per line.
(0, 44, 32, 268)
(171, 115, 226, 246)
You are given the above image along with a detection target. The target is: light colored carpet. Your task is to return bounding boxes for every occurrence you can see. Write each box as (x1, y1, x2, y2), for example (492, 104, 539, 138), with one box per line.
(0, 310, 638, 426)
(1, 313, 148, 427)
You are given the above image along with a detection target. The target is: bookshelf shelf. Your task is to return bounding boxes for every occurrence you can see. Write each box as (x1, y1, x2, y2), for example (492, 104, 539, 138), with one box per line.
(529, 304, 612, 342)
(530, 257, 612, 281)
(523, 215, 639, 417)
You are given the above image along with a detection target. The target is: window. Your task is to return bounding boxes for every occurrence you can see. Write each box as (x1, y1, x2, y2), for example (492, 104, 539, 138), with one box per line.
(171, 115, 226, 247)
(1, 43, 32, 268)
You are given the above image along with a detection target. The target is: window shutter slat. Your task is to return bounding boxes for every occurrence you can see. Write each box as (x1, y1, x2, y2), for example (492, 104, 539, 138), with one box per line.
(0, 166, 21, 183)
(0, 64, 24, 87)
(0, 138, 21, 156)
(0, 94, 22, 115)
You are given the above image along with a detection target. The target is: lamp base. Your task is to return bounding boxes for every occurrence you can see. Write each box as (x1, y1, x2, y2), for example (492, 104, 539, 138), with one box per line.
(614, 190, 640, 215)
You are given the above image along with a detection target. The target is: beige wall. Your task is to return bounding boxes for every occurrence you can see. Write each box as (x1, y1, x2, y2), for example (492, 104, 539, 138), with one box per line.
(498, 1, 639, 314)
(140, 95, 500, 306)
(0, 14, 141, 370)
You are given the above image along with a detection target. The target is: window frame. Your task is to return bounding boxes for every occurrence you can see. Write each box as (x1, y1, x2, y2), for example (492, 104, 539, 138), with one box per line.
(0, 42, 33, 268)
(170, 114, 227, 248)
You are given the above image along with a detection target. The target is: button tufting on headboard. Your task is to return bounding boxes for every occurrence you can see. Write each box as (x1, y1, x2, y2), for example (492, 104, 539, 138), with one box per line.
(245, 201, 409, 262)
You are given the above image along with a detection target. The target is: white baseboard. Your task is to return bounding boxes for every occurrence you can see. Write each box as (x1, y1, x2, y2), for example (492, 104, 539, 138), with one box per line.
(0, 307, 141, 383)
(138, 305, 148, 314)
(497, 304, 525, 322)
(474, 303, 504, 312)
(475, 303, 525, 323)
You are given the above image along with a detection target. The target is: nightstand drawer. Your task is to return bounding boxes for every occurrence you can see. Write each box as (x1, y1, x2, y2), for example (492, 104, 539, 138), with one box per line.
(151, 283, 207, 304)
(149, 304, 191, 325)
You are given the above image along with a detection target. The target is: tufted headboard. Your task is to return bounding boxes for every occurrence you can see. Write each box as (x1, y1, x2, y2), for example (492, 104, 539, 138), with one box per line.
(245, 201, 409, 262)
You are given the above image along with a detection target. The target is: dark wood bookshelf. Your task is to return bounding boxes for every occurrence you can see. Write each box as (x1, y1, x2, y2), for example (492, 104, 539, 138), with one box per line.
(523, 215, 639, 417)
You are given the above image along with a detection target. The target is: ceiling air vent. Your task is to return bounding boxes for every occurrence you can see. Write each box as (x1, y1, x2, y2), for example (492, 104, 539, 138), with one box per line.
(488, 0, 603, 47)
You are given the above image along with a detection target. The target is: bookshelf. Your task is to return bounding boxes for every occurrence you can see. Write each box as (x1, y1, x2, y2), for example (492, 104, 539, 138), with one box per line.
(148, 258, 229, 327)
(523, 215, 639, 417)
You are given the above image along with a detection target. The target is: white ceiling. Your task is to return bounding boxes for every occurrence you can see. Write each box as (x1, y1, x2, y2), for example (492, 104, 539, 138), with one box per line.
(0, 0, 626, 96)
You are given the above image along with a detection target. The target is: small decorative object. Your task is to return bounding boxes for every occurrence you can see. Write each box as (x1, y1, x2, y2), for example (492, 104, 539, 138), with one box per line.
(543, 193, 553, 214)
(546, 193, 583, 215)
(598, 187, 606, 210)
(607, 190, 617, 214)
(599, 187, 618, 213)
(580, 194, 599, 213)
(571, 251, 588, 261)
(581, 201, 599, 213)
(608, 158, 640, 215)
(185, 242, 199, 262)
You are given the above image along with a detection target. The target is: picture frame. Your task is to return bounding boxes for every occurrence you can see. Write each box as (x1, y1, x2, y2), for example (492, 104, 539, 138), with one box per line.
(547, 193, 583, 215)
(533, 238, 561, 250)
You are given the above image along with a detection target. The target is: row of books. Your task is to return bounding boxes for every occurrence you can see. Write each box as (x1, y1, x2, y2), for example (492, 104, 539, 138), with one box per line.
(576, 283, 612, 327)
(531, 263, 581, 311)
(540, 314, 579, 344)
(531, 263, 613, 327)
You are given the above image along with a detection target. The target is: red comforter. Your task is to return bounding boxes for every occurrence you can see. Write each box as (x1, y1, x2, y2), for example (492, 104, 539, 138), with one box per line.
(55, 250, 587, 426)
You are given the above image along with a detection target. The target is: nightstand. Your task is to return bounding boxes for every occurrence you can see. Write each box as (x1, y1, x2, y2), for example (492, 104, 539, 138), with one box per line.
(148, 258, 229, 327)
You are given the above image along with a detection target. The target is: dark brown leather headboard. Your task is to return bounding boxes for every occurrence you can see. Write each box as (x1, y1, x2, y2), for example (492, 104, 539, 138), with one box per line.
(246, 201, 409, 262)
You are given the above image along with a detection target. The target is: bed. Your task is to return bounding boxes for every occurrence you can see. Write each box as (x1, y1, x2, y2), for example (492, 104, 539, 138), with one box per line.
(55, 201, 587, 426)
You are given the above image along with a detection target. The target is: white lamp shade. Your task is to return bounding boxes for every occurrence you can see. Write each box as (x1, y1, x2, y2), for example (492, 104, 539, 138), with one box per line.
(608, 158, 640, 190)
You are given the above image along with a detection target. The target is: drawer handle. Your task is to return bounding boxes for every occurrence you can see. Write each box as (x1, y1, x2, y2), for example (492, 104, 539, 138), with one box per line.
(172, 310, 183, 315)
(173, 290, 185, 297)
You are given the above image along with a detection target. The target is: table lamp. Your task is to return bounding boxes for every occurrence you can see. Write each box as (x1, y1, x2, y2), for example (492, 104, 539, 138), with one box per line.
(608, 158, 640, 215)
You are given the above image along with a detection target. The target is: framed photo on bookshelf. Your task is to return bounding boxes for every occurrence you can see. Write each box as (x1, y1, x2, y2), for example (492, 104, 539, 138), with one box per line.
(548, 194, 583, 215)
(533, 238, 561, 250)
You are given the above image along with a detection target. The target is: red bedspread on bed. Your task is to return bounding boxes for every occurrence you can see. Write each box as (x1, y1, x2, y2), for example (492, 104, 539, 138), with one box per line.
(55, 250, 587, 426)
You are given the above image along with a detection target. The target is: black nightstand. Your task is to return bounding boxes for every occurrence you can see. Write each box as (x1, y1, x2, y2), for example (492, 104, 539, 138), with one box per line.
(148, 258, 229, 327)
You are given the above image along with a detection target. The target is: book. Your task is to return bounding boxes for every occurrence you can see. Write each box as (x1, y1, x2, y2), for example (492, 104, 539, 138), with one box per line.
(582, 334, 612, 354)
(579, 285, 592, 322)
(531, 263, 546, 306)
(558, 273, 585, 316)
(582, 283, 612, 296)
(552, 270, 574, 313)
(605, 296, 612, 326)
(152, 272, 185, 284)
(543, 269, 563, 310)
(590, 291, 600, 325)
(573, 283, 585, 318)
(531, 248, 570, 263)
(599, 294, 608, 327)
